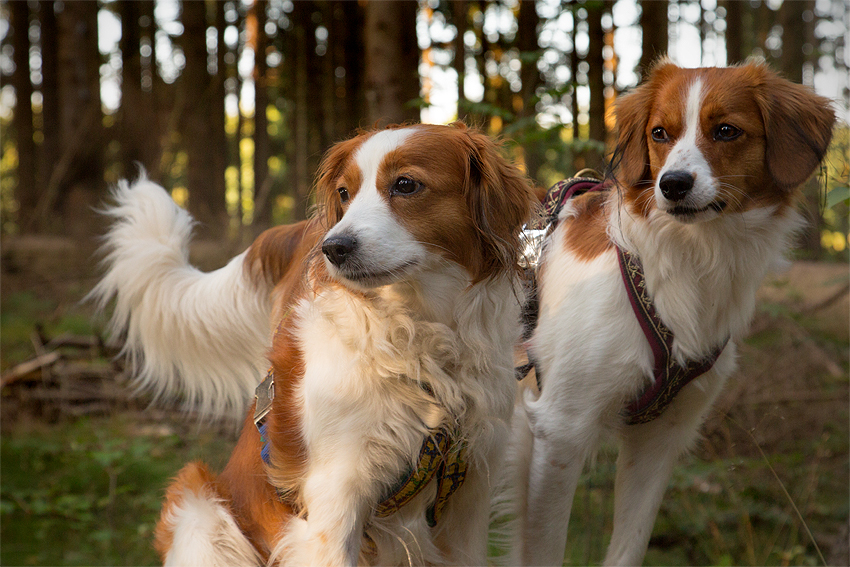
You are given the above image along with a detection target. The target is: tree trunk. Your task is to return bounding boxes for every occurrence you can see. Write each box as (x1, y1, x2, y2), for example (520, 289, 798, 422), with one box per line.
(586, 0, 606, 171)
(570, 7, 580, 142)
(252, 0, 271, 227)
(337, 1, 366, 139)
(723, 0, 743, 64)
(364, 1, 420, 126)
(38, 1, 60, 208)
(639, 0, 668, 77)
(779, 0, 821, 257)
(181, 0, 225, 238)
(212, 0, 228, 217)
(119, 0, 159, 178)
(290, 1, 312, 221)
(53, 0, 103, 237)
(517, 0, 543, 182)
(452, 0, 468, 123)
(11, 0, 36, 231)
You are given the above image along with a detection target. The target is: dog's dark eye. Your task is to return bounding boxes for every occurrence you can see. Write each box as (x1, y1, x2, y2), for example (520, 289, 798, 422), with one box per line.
(713, 123, 742, 142)
(337, 187, 350, 203)
(650, 127, 669, 143)
(391, 177, 422, 196)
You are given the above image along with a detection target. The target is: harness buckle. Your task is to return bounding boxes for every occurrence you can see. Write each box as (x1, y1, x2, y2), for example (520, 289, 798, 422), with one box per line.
(253, 369, 275, 431)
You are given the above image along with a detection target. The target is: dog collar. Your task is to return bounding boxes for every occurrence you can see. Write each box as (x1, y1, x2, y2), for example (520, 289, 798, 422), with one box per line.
(617, 246, 728, 424)
(526, 171, 607, 232)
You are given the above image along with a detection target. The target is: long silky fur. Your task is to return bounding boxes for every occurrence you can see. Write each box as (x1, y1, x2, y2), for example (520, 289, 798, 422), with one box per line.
(88, 177, 272, 418)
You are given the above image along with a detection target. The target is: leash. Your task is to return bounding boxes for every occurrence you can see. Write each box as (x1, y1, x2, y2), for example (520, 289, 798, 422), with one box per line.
(516, 174, 727, 424)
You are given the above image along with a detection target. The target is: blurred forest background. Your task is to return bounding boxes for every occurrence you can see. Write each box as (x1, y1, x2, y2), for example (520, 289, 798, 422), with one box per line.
(0, 0, 848, 248)
(0, 1, 849, 566)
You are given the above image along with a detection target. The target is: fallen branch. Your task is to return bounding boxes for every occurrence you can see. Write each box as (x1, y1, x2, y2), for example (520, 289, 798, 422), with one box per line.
(1, 351, 61, 387)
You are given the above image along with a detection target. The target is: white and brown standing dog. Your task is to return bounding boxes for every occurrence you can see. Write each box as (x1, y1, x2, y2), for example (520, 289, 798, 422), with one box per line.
(509, 60, 835, 566)
(91, 123, 535, 565)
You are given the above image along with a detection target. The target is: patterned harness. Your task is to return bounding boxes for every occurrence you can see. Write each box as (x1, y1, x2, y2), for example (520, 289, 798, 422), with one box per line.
(519, 175, 728, 424)
(253, 368, 467, 530)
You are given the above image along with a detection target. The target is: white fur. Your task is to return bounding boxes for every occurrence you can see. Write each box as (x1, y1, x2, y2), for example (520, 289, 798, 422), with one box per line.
(88, 178, 272, 418)
(160, 487, 261, 567)
(508, 116, 806, 566)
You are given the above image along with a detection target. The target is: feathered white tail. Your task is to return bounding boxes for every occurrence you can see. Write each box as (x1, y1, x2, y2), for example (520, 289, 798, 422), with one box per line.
(88, 178, 272, 419)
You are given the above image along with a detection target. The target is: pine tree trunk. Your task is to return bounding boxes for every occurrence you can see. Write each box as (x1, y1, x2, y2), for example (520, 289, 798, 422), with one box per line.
(290, 1, 311, 221)
(212, 0, 228, 216)
(517, 0, 543, 182)
(586, 1, 606, 171)
(54, 0, 103, 237)
(723, 0, 743, 64)
(780, 0, 822, 257)
(181, 0, 225, 238)
(38, 1, 60, 207)
(11, 0, 36, 231)
(253, 0, 271, 227)
(364, 1, 420, 126)
(119, 0, 159, 178)
(639, 0, 668, 76)
(453, 0, 468, 123)
(330, 1, 365, 140)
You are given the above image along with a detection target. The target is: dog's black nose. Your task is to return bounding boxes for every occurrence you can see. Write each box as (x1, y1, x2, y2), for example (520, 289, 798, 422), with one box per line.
(659, 171, 694, 202)
(322, 235, 357, 267)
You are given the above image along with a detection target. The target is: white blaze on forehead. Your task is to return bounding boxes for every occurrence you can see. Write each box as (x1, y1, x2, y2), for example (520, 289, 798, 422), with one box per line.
(656, 77, 718, 205)
(354, 128, 418, 189)
(683, 77, 704, 146)
(336, 128, 418, 226)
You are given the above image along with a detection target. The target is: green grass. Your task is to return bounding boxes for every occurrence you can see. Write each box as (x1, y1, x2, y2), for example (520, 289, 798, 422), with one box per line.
(2, 414, 844, 566)
(558, 436, 847, 566)
(1, 415, 236, 566)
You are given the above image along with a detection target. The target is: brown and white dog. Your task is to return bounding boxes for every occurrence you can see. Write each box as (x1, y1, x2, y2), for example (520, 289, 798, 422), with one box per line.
(508, 60, 835, 565)
(91, 123, 535, 565)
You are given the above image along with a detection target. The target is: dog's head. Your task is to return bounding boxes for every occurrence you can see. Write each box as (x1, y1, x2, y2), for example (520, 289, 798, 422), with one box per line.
(314, 123, 534, 288)
(613, 59, 835, 223)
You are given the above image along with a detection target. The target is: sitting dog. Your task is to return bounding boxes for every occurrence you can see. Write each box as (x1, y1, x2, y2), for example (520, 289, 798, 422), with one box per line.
(509, 60, 835, 565)
(91, 123, 535, 565)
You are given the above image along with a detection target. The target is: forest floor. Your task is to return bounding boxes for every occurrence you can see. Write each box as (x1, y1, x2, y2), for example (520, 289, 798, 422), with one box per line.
(1, 235, 848, 566)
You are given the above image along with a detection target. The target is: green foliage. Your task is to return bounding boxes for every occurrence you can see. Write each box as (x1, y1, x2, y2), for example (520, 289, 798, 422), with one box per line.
(0, 416, 236, 566)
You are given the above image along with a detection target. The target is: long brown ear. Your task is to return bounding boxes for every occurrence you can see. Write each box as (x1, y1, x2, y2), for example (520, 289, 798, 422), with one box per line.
(611, 61, 677, 187)
(751, 64, 836, 190)
(314, 134, 365, 229)
(462, 126, 535, 282)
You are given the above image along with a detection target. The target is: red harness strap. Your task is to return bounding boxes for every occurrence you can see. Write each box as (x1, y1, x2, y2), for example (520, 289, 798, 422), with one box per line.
(616, 247, 728, 424)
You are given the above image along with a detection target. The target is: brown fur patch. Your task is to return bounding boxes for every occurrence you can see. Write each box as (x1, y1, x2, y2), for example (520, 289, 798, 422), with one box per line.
(376, 124, 535, 282)
(264, 323, 308, 505)
(154, 462, 236, 560)
(562, 191, 613, 262)
(216, 411, 298, 560)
